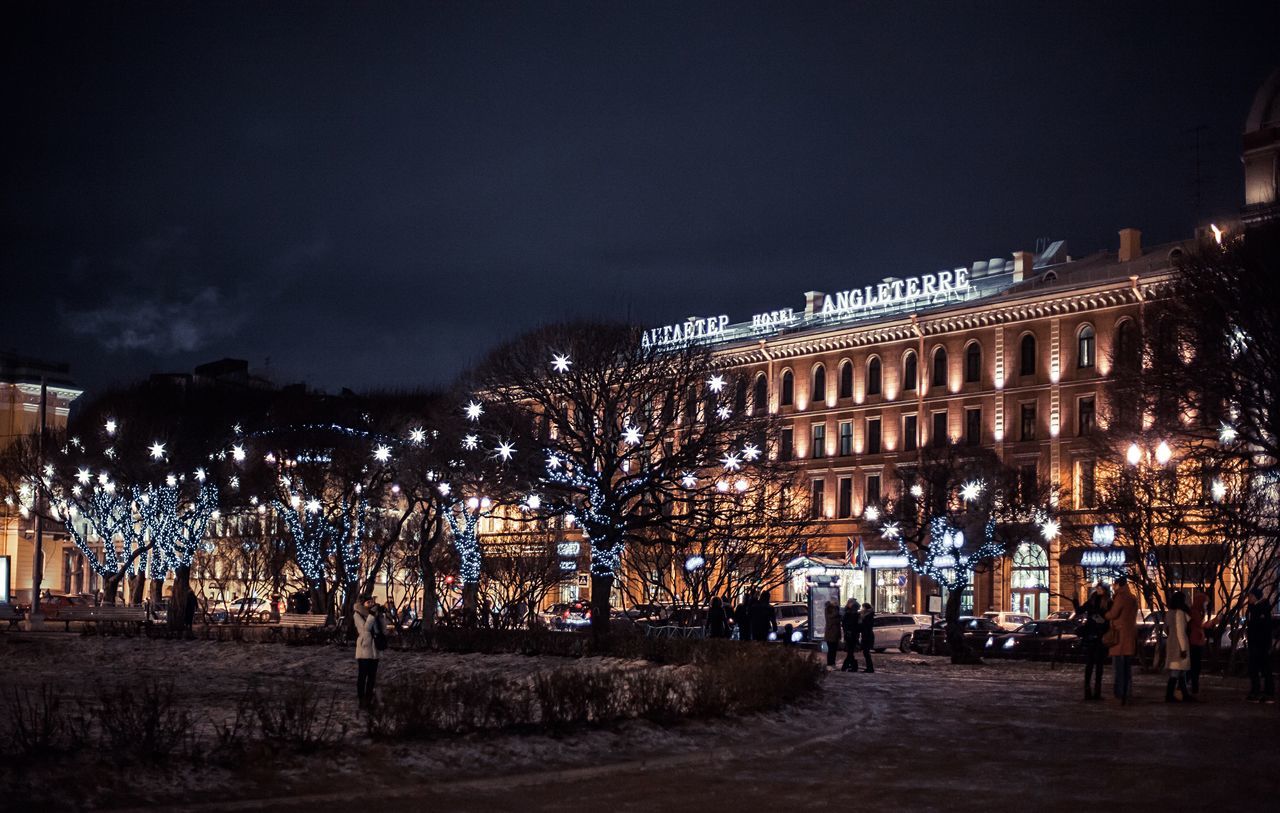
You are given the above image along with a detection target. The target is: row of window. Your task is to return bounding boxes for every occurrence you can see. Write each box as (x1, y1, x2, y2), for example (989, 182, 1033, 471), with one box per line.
(779, 395, 1097, 460)
(768, 321, 1119, 408)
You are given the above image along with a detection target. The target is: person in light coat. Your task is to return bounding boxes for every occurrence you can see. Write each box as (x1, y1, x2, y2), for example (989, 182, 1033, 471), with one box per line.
(354, 595, 384, 708)
(1164, 591, 1193, 702)
(1104, 576, 1139, 704)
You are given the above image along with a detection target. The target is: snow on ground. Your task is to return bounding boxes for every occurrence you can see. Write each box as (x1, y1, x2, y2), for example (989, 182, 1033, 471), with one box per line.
(2, 633, 1276, 812)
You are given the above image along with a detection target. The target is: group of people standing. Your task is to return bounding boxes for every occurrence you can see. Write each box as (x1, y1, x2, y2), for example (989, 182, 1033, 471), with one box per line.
(1077, 576, 1276, 705)
(708, 592, 779, 641)
(823, 599, 876, 673)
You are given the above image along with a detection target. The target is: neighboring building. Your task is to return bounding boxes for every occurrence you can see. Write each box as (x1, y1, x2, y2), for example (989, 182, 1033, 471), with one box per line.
(0, 352, 83, 604)
(1242, 68, 1280, 227)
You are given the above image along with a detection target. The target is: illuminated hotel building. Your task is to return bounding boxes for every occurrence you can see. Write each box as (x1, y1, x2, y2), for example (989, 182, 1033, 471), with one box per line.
(673, 227, 1180, 617)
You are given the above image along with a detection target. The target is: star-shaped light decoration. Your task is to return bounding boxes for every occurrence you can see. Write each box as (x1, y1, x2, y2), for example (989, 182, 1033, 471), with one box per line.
(76, 468, 92, 485)
(622, 426, 642, 445)
(909, 483, 924, 498)
(863, 506, 880, 522)
(232, 444, 246, 462)
(104, 419, 117, 435)
(72, 485, 82, 497)
(229, 476, 239, 488)
(409, 427, 426, 444)
(165, 474, 177, 487)
(373, 444, 392, 463)
(289, 494, 301, 508)
(104, 481, 116, 494)
(881, 521, 901, 540)
(148, 441, 166, 460)
(264, 452, 276, 464)
(742, 443, 761, 461)
(249, 496, 259, 505)
(305, 498, 322, 514)
(551, 354, 572, 373)
(464, 401, 484, 421)
(546, 455, 561, 470)
(232, 423, 242, 435)
(70, 436, 81, 449)
(721, 453, 741, 471)
(707, 374, 725, 393)
(716, 406, 731, 420)
(43, 464, 54, 478)
(97, 472, 109, 485)
(194, 467, 207, 483)
(524, 494, 542, 510)
(681, 472, 698, 489)
(1039, 518, 1060, 541)
(438, 482, 451, 496)
(960, 480, 983, 502)
(1211, 478, 1227, 502)
(461, 434, 479, 450)
(1219, 422, 1238, 444)
(495, 440, 515, 461)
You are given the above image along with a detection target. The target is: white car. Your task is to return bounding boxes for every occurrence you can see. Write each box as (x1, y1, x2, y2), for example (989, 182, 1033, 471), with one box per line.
(983, 611, 1035, 632)
(870, 613, 934, 652)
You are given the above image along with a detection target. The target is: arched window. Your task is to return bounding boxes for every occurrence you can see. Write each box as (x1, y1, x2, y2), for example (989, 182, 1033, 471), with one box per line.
(1114, 319, 1137, 371)
(733, 378, 748, 414)
(839, 360, 854, 399)
(1019, 334, 1037, 377)
(780, 369, 794, 407)
(964, 342, 981, 383)
(903, 351, 918, 391)
(811, 364, 826, 404)
(1077, 324, 1096, 369)
(932, 347, 947, 388)
(752, 373, 768, 415)
(866, 357, 882, 396)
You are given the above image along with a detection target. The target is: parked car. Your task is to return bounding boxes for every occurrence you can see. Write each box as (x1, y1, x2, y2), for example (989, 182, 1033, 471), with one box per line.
(773, 602, 809, 640)
(544, 601, 592, 631)
(870, 613, 934, 653)
(211, 596, 272, 623)
(982, 611, 1034, 631)
(621, 603, 666, 622)
(1044, 610, 1077, 621)
(987, 620, 1084, 660)
(39, 594, 90, 619)
(909, 616, 1004, 655)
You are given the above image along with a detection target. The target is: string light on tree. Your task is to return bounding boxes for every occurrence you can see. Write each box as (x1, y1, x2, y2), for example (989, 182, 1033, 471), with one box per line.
(232, 444, 247, 462)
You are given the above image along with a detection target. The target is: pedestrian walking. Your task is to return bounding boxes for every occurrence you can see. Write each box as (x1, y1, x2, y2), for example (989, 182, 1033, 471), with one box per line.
(707, 596, 729, 639)
(1078, 582, 1111, 701)
(734, 594, 753, 641)
(354, 595, 385, 708)
(1165, 591, 1193, 703)
(1104, 576, 1138, 704)
(1187, 589, 1208, 696)
(1245, 587, 1275, 703)
(859, 603, 876, 673)
(841, 599, 861, 671)
(823, 600, 842, 668)
(749, 592, 778, 642)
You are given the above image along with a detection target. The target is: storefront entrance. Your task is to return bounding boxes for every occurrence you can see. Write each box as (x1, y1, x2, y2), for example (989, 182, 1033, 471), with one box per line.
(1010, 542, 1049, 618)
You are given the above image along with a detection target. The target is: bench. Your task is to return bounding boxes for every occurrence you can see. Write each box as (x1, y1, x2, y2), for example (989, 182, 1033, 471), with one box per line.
(0, 603, 24, 629)
(267, 612, 334, 643)
(57, 605, 148, 632)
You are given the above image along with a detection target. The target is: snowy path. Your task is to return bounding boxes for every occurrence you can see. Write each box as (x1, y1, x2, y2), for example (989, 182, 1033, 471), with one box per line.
(4, 635, 1276, 811)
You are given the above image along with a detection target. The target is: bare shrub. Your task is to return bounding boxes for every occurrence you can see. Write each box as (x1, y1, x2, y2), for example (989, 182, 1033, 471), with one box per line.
(94, 681, 193, 762)
(249, 683, 345, 752)
(3, 686, 87, 756)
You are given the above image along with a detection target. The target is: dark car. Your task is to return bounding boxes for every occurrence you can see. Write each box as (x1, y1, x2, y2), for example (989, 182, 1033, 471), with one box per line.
(987, 620, 1084, 660)
(544, 601, 592, 630)
(39, 594, 91, 619)
(909, 616, 1004, 655)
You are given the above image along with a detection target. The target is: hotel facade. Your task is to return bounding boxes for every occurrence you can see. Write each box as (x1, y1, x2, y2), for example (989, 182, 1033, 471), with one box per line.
(636, 227, 1179, 618)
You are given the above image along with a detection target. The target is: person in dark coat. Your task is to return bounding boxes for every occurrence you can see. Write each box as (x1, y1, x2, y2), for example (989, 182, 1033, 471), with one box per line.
(1245, 587, 1275, 703)
(733, 594, 753, 641)
(858, 603, 876, 672)
(841, 599, 862, 671)
(707, 596, 729, 639)
(749, 592, 777, 642)
(822, 600, 842, 667)
(1077, 583, 1111, 701)
(1187, 589, 1208, 696)
(183, 586, 198, 632)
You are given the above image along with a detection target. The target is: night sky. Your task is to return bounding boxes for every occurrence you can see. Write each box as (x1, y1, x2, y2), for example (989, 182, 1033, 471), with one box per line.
(3, 1, 1276, 395)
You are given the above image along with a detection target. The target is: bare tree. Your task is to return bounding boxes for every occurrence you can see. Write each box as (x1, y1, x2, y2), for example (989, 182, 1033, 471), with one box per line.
(472, 321, 783, 639)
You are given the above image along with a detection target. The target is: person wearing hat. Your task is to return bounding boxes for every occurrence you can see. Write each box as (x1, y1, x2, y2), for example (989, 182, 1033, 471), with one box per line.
(1245, 587, 1275, 703)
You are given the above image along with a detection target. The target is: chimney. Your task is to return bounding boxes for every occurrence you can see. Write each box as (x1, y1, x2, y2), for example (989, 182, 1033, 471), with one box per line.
(1011, 251, 1035, 282)
(804, 290, 825, 316)
(1118, 228, 1142, 262)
